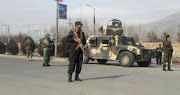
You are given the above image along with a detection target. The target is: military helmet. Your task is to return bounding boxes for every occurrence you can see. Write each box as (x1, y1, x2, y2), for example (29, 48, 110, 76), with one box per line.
(166, 35, 170, 39)
(75, 21, 82, 26)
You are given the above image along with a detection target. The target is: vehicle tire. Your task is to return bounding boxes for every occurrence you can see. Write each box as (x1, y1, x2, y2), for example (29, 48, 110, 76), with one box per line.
(97, 59, 108, 64)
(83, 50, 90, 64)
(119, 51, 134, 67)
(137, 59, 151, 67)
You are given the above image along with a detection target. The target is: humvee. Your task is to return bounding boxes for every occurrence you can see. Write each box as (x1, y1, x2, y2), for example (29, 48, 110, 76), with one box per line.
(83, 19, 153, 67)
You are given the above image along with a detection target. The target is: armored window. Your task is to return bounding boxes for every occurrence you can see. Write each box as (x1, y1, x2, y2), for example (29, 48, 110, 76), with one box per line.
(102, 40, 109, 44)
(89, 39, 97, 47)
(121, 37, 135, 46)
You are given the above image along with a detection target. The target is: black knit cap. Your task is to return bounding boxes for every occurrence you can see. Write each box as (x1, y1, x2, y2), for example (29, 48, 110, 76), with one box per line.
(166, 35, 170, 39)
(75, 21, 82, 26)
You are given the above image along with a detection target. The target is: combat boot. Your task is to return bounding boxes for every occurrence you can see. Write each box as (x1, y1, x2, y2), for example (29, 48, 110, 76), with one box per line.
(68, 74, 73, 82)
(43, 63, 48, 67)
(168, 67, 173, 71)
(168, 69, 173, 71)
(163, 65, 166, 71)
(168, 63, 173, 71)
(75, 74, 82, 81)
(47, 63, 51, 66)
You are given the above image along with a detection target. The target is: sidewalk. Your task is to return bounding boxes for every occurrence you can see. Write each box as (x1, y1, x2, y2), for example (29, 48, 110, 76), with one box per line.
(0, 54, 68, 62)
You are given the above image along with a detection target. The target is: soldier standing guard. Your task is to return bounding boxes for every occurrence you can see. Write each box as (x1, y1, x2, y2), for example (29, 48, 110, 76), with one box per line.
(42, 34, 52, 67)
(66, 21, 86, 82)
(163, 35, 173, 71)
(24, 37, 33, 61)
(156, 44, 163, 65)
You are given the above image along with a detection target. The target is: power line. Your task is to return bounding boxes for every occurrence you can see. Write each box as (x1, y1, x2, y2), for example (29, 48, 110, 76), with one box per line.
(26, 24, 31, 37)
(4, 25, 11, 43)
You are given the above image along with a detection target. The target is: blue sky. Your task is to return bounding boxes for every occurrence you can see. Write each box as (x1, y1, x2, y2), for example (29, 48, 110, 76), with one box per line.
(0, 0, 180, 34)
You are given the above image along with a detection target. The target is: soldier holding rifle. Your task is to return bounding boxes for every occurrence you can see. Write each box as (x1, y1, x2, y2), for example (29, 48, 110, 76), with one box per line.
(66, 21, 86, 82)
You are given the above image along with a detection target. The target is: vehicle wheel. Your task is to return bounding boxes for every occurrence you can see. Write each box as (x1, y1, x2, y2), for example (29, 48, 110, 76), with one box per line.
(83, 50, 90, 64)
(97, 59, 108, 64)
(119, 51, 134, 67)
(137, 59, 151, 67)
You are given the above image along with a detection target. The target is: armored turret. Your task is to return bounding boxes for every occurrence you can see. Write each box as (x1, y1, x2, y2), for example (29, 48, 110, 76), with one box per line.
(98, 19, 123, 36)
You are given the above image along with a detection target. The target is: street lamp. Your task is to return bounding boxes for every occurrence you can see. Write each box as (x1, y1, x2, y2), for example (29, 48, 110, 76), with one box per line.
(86, 4, 95, 35)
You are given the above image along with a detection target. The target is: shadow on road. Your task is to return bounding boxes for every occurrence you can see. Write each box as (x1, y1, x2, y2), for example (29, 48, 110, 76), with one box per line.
(88, 62, 158, 68)
(83, 74, 129, 81)
(51, 65, 69, 67)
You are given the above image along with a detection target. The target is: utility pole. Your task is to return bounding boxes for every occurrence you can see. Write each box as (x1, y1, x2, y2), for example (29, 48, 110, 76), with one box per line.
(81, 0, 82, 20)
(26, 24, 31, 37)
(86, 4, 96, 35)
(4, 25, 10, 43)
(55, 0, 59, 57)
(0, 21, 2, 41)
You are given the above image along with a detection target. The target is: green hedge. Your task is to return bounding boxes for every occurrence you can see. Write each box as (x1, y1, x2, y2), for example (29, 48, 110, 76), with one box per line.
(57, 37, 72, 58)
(6, 39, 19, 55)
(0, 41, 6, 54)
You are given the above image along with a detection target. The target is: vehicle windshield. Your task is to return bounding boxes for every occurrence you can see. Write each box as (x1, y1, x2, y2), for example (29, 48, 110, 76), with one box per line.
(118, 37, 135, 46)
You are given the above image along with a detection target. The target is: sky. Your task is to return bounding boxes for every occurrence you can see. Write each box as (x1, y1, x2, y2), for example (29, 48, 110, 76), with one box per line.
(0, 0, 180, 35)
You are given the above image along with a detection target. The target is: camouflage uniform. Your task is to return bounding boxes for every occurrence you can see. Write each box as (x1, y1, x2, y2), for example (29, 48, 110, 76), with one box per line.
(42, 36, 52, 66)
(163, 40, 173, 71)
(24, 38, 33, 61)
(66, 21, 86, 82)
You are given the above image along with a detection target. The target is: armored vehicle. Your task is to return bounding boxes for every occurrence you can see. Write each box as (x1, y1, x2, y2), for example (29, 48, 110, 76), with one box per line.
(83, 19, 152, 67)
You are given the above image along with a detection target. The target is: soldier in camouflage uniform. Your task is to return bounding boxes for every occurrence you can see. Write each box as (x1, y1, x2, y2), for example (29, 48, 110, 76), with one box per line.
(163, 35, 173, 71)
(24, 37, 33, 61)
(66, 21, 86, 82)
(42, 34, 52, 67)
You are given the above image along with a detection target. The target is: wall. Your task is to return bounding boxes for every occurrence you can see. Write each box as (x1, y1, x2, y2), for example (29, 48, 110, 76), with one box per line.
(142, 42, 180, 57)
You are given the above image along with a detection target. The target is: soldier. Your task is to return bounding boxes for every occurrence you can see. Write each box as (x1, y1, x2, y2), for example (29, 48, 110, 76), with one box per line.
(163, 35, 173, 71)
(42, 34, 52, 67)
(156, 44, 163, 65)
(24, 37, 33, 61)
(66, 21, 86, 82)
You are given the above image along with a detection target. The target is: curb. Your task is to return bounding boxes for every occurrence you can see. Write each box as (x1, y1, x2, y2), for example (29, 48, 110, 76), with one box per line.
(173, 63, 180, 65)
(0, 54, 68, 62)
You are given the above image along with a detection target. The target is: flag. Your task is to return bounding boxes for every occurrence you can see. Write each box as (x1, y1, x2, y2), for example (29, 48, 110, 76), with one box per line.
(59, 4, 67, 19)
(55, 0, 63, 2)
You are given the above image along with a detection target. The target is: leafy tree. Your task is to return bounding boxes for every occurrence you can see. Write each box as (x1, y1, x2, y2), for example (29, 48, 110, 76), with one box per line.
(6, 39, 19, 55)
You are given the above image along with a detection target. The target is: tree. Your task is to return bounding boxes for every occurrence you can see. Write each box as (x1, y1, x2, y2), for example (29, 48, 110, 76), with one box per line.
(160, 31, 169, 42)
(146, 31, 160, 42)
(176, 32, 180, 42)
(6, 39, 19, 55)
(0, 41, 6, 54)
(57, 37, 72, 58)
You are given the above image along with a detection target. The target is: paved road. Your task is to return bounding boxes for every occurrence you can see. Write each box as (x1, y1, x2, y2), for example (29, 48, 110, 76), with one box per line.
(0, 56, 180, 95)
